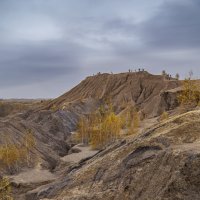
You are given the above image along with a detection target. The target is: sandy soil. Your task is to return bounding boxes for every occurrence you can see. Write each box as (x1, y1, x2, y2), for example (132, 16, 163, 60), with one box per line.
(61, 144, 99, 164)
(139, 117, 158, 132)
(9, 163, 56, 185)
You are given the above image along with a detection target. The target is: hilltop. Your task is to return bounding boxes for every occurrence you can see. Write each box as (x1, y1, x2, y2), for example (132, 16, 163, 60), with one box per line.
(48, 71, 181, 117)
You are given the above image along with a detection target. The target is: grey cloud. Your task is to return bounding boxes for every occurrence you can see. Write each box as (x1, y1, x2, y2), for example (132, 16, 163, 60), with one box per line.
(0, 65, 73, 88)
(0, 0, 200, 98)
(102, 18, 136, 37)
(0, 41, 84, 88)
(140, 0, 200, 49)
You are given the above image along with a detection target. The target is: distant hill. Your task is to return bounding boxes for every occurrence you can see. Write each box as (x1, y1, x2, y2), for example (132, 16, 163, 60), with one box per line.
(48, 71, 181, 117)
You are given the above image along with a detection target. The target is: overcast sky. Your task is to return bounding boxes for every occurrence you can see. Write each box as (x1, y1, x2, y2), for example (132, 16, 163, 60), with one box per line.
(0, 0, 200, 98)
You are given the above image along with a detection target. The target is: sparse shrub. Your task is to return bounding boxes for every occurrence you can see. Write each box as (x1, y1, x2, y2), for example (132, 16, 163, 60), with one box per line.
(76, 104, 123, 149)
(127, 110, 140, 135)
(76, 104, 142, 149)
(0, 177, 13, 200)
(178, 77, 200, 106)
(51, 105, 58, 112)
(0, 130, 36, 173)
(0, 144, 21, 172)
(160, 111, 169, 121)
(119, 106, 140, 135)
(0, 129, 36, 199)
(22, 129, 36, 166)
(76, 116, 89, 145)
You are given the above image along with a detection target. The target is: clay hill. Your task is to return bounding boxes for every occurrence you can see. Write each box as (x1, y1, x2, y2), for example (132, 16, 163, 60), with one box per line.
(48, 71, 181, 117)
(1, 71, 199, 200)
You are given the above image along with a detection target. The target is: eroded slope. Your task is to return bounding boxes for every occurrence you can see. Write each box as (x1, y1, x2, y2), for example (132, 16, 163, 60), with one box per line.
(49, 72, 180, 117)
(39, 110, 200, 200)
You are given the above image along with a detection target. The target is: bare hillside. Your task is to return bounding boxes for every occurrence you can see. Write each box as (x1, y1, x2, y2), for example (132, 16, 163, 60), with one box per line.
(49, 71, 181, 117)
(32, 110, 200, 200)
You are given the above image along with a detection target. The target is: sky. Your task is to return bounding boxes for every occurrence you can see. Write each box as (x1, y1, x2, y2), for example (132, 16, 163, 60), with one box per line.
(0, 0, 200, 98)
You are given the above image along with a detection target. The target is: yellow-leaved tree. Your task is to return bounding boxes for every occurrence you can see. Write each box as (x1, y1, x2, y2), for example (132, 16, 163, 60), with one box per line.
(178, 72, 200, 106)
(76, 116, 89, 145)
(127, 110, 140, 135)
(0, 129, 36, 199)
(90, 111, 122, 149)
(22, 129, 36, 166)
(160, 111, 169, 122)
(76, 103, 123, 149)
(0, 177, 12, 200)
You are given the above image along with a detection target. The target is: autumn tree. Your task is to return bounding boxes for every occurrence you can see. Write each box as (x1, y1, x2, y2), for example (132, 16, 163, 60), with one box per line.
(0, 144, 21, 173)
(0, 177, 13, 200)
(76, 117, 90, 145)
(127, 110, 140, 135)
(178, 72, 200, 106)
(103, 112, 121, 140)
(160, 111, 169, 121)
(0, 130, 36, 172)
(90, 111, 122, 149)
(0, 130, 36, 200)
(76, 103, 123, 149)
(0, 135, 20, 172)
(50, 105, 58, 112)
(22, 129, 36, 166)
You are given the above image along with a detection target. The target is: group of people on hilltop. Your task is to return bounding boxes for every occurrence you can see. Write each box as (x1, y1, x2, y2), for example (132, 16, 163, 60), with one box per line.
(164, 74, 172, 80)
(93, 69, 179, 80)
(162, 70, 180, 80)
(128, 68, 145, 73)
(94, 68, 145, 76)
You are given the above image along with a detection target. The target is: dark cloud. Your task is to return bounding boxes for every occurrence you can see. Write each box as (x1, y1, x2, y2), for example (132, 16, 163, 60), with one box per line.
(0, 65, 74, 88)
(140, 0, 200, 49)
(0, 41, 83, 88)
(0, 0, 200, 98)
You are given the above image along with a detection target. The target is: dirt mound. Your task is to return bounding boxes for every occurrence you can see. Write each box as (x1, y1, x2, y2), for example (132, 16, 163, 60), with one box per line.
(37, 110, 200, 200)
(49, 71, 181, 117)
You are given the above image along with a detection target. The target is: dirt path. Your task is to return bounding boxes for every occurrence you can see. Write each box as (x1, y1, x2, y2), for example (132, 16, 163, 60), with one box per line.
(61, 144, 99, 164)
(9, 163, 56, 185)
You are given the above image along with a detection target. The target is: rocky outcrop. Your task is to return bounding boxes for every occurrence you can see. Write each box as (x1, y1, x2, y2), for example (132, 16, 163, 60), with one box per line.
(159, 87, 182, 114)
(0, 95, 101, 171)
(37, 110, 200, 200)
